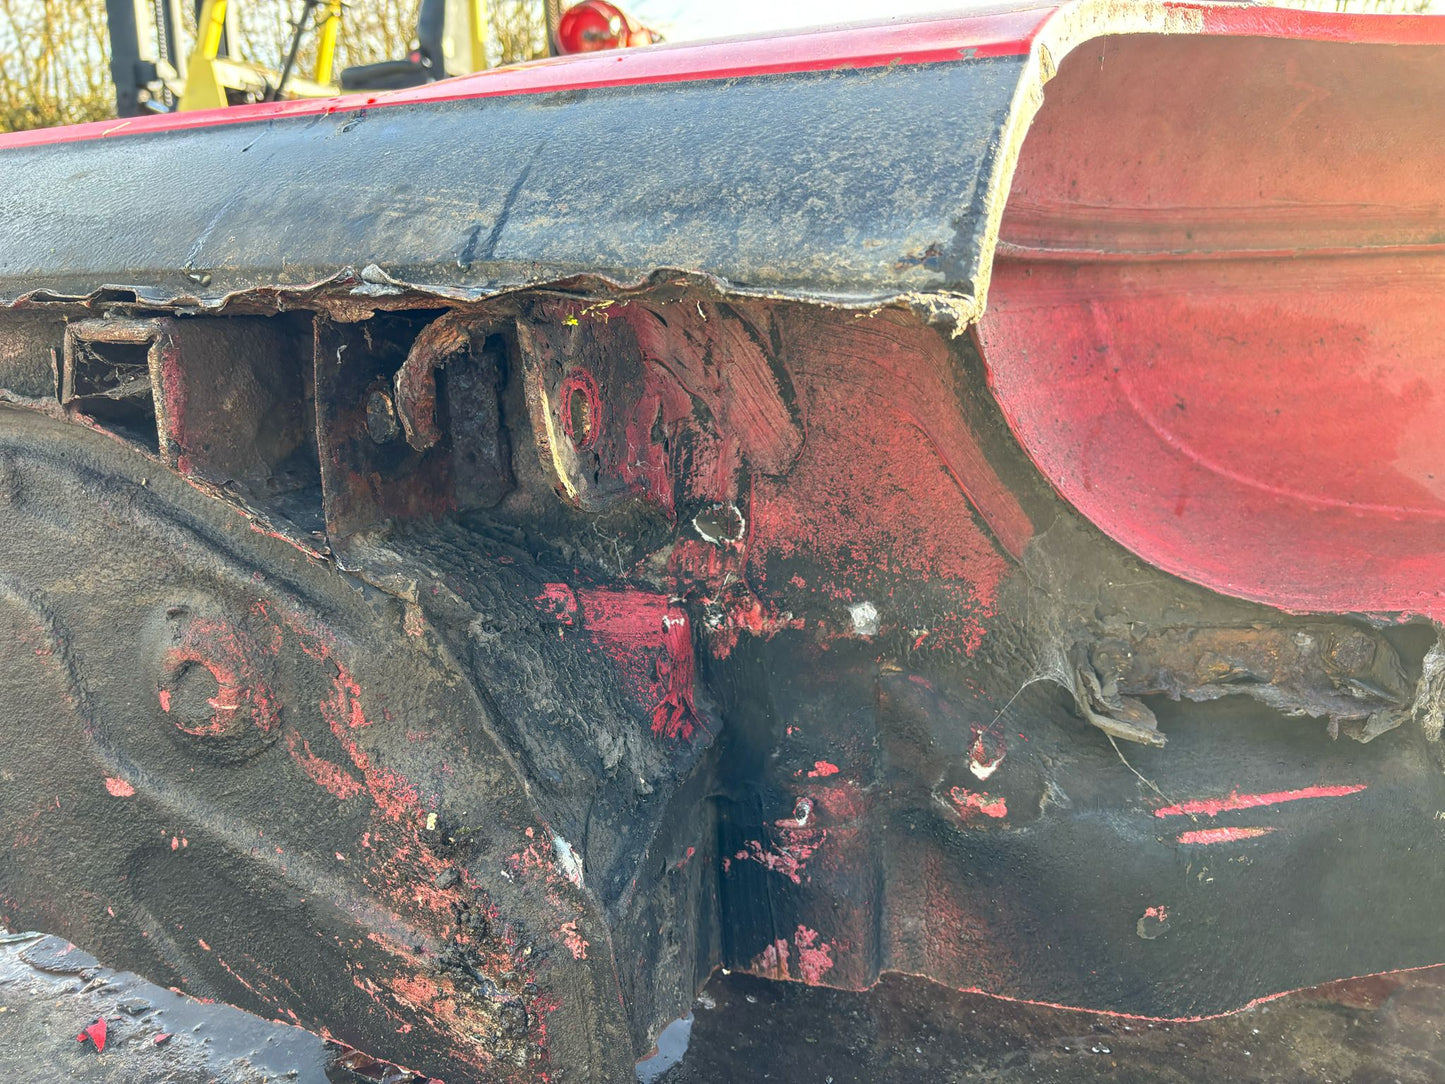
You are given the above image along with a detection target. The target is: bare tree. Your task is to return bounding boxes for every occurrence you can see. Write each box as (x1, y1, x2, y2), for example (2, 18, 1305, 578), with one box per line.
(0, 0, 547, 132)
(0, 0, 113, 130)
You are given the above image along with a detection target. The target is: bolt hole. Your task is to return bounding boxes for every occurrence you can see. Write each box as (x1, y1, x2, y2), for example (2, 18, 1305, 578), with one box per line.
(559, 370, 601, 450)
(568, 386, 592, 446)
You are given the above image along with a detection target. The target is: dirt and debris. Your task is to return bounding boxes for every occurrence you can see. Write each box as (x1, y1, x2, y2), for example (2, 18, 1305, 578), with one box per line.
(0, 930, 435, 1082)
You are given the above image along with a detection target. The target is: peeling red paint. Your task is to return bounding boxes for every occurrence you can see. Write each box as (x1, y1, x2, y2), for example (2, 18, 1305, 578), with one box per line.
(1154, 784, 1367, 819)
(731, 830, 824, 885)
(560, 920, 589, 960)
(746, 310, 1024, 655)
(536, 583, 578, 624)
(806, 761, 840, 778)
(750, 938, 790, 980)
(160, 618, 279, 739)
(794, 926, 835, 985)
(969, 732, 1006, 780)
(949, 786, 1008, 820)
(1176, 826, 1276, 845)
(103, 777, 135, 798)
(748, 925, 835, 985)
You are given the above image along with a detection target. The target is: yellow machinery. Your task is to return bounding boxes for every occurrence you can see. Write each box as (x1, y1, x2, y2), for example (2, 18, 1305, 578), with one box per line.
(107, 0, 491, 114)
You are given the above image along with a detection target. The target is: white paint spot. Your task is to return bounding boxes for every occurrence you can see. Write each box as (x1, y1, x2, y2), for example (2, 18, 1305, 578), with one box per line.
(970, 755, 1002, 781)
(553, 836, 584, 888)
(848, 601, 879, 638)
(969, 737, 1004, 781)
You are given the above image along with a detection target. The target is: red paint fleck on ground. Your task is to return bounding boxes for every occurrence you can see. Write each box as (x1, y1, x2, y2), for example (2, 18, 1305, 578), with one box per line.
(806, 761, 840, 778)
(157, 688, 171, 712)
(103, 777, 135, 798)
(949, 786, 1008, 820)
(1142, 905, 1169, 921)
(76, 1017, 106, 1053)
(1176, 826, 1276, 845)
(1154, 784, 1367, 818)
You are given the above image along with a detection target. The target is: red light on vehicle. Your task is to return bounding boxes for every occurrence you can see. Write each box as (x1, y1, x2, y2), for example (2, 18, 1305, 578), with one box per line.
(556, 1, 657, 54)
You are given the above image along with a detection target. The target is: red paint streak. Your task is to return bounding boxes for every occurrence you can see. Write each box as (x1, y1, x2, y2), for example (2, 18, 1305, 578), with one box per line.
(575, 588, 701, 740)
(285, 730, 364, 800)
(949, 786, 1008, 820)
(76, 1018, 107, 1053)
(157, 688, 171, 712)
(1176, 826, 1276, 845)
(0, 10, 1049, 150)
(103, 777, 135, 798)
(806, 761, 840, 778)
(1153, 784, 1366, 819)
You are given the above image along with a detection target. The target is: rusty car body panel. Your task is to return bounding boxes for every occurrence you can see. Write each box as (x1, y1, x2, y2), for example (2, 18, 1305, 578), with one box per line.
(1, 3, 1444, 1079)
